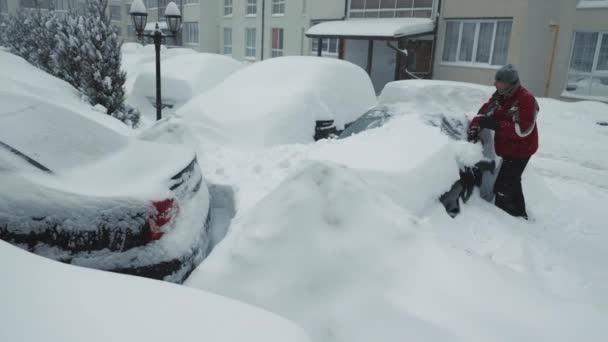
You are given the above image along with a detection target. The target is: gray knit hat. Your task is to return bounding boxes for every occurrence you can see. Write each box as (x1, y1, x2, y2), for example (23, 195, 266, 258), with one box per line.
(495, 64, 519, 84)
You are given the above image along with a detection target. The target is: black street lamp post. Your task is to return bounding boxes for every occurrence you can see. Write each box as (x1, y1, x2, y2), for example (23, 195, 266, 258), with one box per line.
(130, 0, 182, 121)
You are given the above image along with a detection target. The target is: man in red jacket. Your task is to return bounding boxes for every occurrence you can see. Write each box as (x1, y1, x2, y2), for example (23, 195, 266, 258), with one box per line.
(468, 64, 539, 219)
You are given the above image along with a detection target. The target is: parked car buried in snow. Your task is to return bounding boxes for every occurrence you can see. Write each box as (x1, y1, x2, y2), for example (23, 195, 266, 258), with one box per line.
(0, 94, 211, 283)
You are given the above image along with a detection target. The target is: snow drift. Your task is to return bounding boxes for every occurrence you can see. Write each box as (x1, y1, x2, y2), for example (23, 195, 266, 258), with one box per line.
(178, 56, 376, 146)
(187, 162, 605, 342)
(0, 241, 311, 342)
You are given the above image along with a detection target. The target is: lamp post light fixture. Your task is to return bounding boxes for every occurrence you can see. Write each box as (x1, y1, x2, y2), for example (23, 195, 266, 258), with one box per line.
(130, 0, 182, 121)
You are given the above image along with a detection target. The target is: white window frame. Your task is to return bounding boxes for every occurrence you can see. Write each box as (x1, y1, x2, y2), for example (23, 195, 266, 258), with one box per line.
(183, 22, 199, 45)
(246, 0, 257, 17)
(0, 0, 8, 14)
(348, 0, 435, 19)
(224, 0, 233, 17)
(245, 28, 257, 60)
(441, 19, 513, 69)
(312, 38, 339, 57)
(563, 30, 608, 100)
(223, 27, 233, 55)
(184, 0, 199, 4)
(271, 28, 284, 57)
(110, 5, 122, 22)
(272, 0, 285, 16)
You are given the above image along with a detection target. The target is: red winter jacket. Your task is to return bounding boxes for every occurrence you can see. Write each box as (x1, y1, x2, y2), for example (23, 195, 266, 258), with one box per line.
(471, 86, 539, 158)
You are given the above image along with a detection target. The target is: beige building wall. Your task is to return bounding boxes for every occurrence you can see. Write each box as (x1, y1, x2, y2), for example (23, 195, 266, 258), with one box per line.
(433, 0, 530, 91)
(434, 0, 608, 102)
(223, 0, 345, 62)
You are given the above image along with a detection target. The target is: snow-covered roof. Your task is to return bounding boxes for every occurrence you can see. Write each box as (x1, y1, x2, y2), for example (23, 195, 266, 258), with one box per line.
(306, 18, 435, 39)
(165, 2, 181, 16)
(130, 0, 146, 14)
(144, 21, 168, 32)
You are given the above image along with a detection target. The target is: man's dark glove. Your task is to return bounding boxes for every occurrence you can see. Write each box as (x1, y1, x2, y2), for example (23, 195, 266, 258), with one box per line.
(478, 116, 500, 131)
(459, 167, 476, 202)
(467, 126, 480, 142)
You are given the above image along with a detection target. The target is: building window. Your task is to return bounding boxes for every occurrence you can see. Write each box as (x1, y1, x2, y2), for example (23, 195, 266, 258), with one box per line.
(245, 28, 257, 59)
(271, 28, 284, 57)
(158, 0, 169, 20)
(349, 0, 434, 19)
(127, 24, 135, 38)
(21, 0, 51, 9)
(183, 22, 199, 44)
(224, 0, 233, 17)
(54, 0, 70, 11)
(223, 27, 233, 54)
(110, 5, 121, 21)
(246, 0, 257, 16)
(272, 0, 285, 15)
(442, 19, 512, 67)
(0, 0, 7, 13)
(312, 38, 339, 57)
(565, 31, 608, 99)
(184, 0, 199, 4)
(146, 0, 158, 9)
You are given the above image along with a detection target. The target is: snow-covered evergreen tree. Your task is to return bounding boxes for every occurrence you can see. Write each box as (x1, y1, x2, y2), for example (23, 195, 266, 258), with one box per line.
(79, 0, 130, 123)
(52, 13, 85, 89)
(1, 2, 139, 127)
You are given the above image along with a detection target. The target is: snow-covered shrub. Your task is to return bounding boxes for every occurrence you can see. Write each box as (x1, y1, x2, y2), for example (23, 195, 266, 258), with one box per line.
(1, 1, 139, 127)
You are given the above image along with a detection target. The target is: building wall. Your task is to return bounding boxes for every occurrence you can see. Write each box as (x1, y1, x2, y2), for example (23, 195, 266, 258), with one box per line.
(549, 1, 608, 101)
(433, 0, 530, 91)
(222, 0, 345, 62)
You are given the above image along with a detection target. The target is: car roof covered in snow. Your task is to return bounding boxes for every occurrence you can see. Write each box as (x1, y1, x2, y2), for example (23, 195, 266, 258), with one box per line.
(0, 93, 127, 171)
(178, 56, 376, 146)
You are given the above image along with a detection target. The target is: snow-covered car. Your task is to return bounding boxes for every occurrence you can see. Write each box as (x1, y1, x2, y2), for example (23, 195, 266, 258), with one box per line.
(128, 52, 243, 117)
(0, 93, 211, 283)
(178, 56, 376, 146)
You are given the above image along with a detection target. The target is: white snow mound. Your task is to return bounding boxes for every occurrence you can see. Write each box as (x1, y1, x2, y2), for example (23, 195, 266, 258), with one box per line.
(178, 56, 376, 146)
(187, 161, 605, 342)
(0, 241, 311, 342)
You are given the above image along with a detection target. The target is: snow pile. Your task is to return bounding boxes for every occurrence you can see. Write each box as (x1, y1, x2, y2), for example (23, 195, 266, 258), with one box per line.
(165, 2, 181, 16)
(130, 53, 242, 117)
(130, 0, 146, 14)
(178, 56, 376, 146)
(379, 80, 494, 115)
(0, 241, 311, 342)
(187, 162, 605, 342)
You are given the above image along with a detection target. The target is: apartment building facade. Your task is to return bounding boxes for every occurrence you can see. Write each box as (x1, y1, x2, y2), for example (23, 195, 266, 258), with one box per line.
(434, 0, 608, 101)
(2, 0, 607, 102)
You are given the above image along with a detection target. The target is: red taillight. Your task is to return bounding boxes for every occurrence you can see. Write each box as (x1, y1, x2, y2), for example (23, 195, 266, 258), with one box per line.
(149, 198, 178, 240)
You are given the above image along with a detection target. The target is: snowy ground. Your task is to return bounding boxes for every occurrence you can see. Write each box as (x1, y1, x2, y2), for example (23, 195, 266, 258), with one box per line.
(179, 79, 608, 341)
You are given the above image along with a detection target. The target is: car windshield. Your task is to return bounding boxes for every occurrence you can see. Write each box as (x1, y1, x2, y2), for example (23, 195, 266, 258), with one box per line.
(338, 107, 393, 139)
(0, 97, 127, 171)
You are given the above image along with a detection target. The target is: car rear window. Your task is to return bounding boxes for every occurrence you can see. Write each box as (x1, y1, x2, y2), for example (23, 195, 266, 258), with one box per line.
(0, 99, 127, 171)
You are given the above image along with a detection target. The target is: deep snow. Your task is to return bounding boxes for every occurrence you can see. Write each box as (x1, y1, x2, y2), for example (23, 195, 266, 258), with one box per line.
(180, 80, 608, 341)
(0, 240, 311, 342)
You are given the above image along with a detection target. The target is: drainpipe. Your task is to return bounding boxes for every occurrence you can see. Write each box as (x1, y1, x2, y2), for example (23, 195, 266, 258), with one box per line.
(428, 0, 442, 79)
(261, 0, 266, 60)
(344, 0, 349, 19)
(545, 22, 560, 97)
(366, 39, 374, 75)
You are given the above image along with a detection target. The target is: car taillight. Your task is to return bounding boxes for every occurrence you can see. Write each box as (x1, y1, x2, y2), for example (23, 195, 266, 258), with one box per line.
(148, 198, 178, 240)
